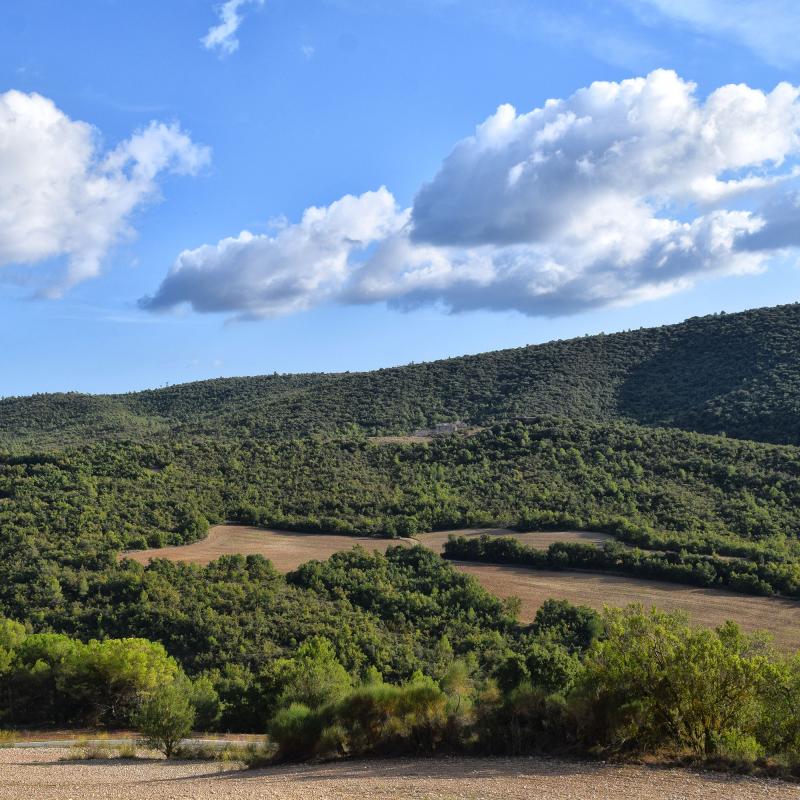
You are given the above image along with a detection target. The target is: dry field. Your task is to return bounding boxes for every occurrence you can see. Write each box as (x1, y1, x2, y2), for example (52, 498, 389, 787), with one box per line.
(122, 526, 416, 572)
(121, 525, 609, 568)
(1, 749, 797, 800)
(454, 563, 800, 652)
(121, 525, 800, 651)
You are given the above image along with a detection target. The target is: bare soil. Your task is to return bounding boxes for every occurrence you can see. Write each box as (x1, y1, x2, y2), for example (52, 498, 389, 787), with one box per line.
(121, 525, 609, 569)
(121, 525, 800, 651)
(454, 563, 800, 652)
(122, 526, 417, 573)
(1, 749, 797, 800)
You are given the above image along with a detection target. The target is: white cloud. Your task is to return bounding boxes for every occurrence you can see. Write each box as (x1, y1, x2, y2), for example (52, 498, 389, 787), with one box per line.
(143, 70, 800, 320)
(202, 0, 264, 57)
(0, 90, 209, 296)
(627, 0, 800, 67)
(141, 189, 404, 318)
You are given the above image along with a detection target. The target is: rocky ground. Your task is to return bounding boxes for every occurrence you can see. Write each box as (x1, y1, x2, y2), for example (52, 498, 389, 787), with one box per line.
(1, 749, 797, 800)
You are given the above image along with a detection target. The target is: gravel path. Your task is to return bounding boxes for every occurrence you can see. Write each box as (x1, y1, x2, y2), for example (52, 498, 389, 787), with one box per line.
(1, 749, 797, 800)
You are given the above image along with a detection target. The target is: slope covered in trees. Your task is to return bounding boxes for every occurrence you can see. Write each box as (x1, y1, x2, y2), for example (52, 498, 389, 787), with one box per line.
(4, 416, 800, 638)
(3, 303, 800, 449)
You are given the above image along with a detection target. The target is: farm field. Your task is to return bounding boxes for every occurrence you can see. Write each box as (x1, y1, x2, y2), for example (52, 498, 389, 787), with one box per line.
(122, 526, 800, 650)
(121, 525, 610, 568)
(454, 563, 800, 651)
(121, 525, 416, 572)
(1, 750, 796, 800)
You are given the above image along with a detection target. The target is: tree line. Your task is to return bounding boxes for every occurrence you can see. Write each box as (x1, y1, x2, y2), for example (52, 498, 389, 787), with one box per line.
(443, 535, 800, 597)
(4, 601, 800, 776)
(3, 303, 800, 450)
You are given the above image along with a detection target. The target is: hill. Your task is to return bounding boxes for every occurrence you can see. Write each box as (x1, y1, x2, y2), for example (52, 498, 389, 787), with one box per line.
(2, 303, 800, 449)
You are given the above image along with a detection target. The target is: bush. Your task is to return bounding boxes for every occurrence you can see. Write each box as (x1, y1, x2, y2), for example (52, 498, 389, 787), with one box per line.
(0, 730, 16, 748)
(134, 682, 196, 758)
(269, 637, 352, 711)
(63, 736, 113, 761)
(268, 703, 321, 761)
(574, 608, 771, 757)
(474, 682, 571, 756)
(714, 730, 765, 765)
(116, 743, 138, 759)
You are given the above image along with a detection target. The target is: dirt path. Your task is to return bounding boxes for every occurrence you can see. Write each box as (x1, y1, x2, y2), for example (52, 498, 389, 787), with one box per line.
(1, 750, 796, 800)
(121, 525, 800, 651)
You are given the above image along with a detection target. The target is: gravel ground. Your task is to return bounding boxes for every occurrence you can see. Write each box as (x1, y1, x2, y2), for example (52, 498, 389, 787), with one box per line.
(1, 749, 797, 800)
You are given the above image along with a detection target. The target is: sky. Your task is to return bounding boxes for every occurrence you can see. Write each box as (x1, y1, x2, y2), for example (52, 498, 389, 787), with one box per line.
(3, 0, 800, 395)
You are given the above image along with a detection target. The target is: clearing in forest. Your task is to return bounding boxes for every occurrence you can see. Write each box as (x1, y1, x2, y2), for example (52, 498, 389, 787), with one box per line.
(121, 525, 800, 651)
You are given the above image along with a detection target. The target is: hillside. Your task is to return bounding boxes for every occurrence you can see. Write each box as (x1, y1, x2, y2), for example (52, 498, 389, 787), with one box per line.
(3, 307, 800, 764)
(2, 303, 800, 449)
(5, 416, 800, 636)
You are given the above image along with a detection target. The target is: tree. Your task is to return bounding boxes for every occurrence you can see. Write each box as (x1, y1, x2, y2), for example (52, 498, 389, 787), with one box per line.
(134, 682, 195, 758)
(271, 637, 352, 710)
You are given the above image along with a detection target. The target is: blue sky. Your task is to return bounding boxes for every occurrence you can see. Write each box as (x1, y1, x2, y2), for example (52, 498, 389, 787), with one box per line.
(2, 0, 800, 395)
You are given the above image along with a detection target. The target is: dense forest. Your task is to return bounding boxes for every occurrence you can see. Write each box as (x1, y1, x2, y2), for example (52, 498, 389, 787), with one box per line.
(3, 303, 800, 449)
(5, 416, 800, 632)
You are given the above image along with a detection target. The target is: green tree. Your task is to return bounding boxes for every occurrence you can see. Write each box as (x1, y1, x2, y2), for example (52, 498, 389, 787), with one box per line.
(271, 637, 352, 710)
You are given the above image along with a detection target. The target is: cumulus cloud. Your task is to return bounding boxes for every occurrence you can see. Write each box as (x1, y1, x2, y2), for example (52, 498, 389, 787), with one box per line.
(626, 1, 800, 68)
(141, 188, 404, 318)
(143, 70, 800, 320)
(201, 0, 264, 56)
(0, 90, 209, 296)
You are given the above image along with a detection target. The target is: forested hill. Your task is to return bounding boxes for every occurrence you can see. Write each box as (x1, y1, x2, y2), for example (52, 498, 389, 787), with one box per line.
(3, 302, 800, 449)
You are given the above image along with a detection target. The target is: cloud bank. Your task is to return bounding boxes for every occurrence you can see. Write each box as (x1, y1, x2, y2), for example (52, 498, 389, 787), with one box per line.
(143, 70, 800, 320)
(0, 91, 209, 296)
(202, 0, 263, 56)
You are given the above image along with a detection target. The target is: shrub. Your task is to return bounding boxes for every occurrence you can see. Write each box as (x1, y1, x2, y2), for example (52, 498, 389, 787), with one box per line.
(189, 675, 221, 730)
(525, 641, 580, 694)
(115, 743, 138, 759)
(64, 736, 113, 760)
(134, 682, 196, 758)
(269, 637, 352, 711)
(474, 682, 571, 755)
(713, 730, 765, 765)
(0, 730, 16, 748)
(574, 608, 771, 757)
(268, 703, 321, 761)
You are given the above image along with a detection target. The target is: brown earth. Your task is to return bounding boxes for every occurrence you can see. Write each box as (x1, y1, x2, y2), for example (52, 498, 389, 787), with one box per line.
(122, 526, 416, 573)
(120, 525, 610, 569)
(1, 750, 797, 800)
(121, 525, 800, 652)
(454, 563, 800, 652)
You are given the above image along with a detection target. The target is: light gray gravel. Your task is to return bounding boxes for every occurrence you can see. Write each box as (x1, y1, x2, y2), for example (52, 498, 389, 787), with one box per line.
(1, 748, 797, 800)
